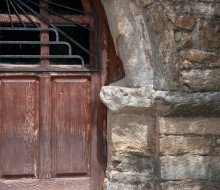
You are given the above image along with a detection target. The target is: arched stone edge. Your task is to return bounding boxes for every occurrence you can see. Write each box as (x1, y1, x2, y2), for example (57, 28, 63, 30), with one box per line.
(100, 0, 220, 117)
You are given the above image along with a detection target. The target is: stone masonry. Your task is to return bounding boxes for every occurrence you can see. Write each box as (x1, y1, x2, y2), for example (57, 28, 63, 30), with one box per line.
(100, 0, 220, 189)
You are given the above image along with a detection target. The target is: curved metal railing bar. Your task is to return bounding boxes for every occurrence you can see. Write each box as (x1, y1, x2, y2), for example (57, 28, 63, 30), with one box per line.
(9, 0, 26, 27)
(0, 55, 85, 68)
(0, 28, 60, 41)
(0, 41, 73, 55)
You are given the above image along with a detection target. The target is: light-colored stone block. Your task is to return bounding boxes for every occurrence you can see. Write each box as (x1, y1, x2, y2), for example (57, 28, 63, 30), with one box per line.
(160, 136, 211, 155)
(158, 117, 220, 135)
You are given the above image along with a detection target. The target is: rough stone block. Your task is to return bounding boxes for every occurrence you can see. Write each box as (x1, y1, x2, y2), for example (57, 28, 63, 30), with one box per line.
(105, 113, 156, 188)
(180, 59, 220, 70)
(181, 69, 220, 91)
(175, 16, 197, 30)
(108, 113, 155, 158)
(174, 2, 220, 17)
(143, 2, 179, 90)
(214, 147, 220, 155)
(182, 35, 193, 48)
(107, 171, 154, 184)
(140, 0, 155, 7)
(100, 86, 153, 113)
(110, 154, 154, 174)
(161, 180, 219, 190)
(200, 21, 220, 48)
(180, 49, 216, 63)
(160, 136, 211, 156)
(160, 155, 220, 180)
(154, 91, 220, 116)
(104, 180, 153, 190)
(158, 117, 220, 135)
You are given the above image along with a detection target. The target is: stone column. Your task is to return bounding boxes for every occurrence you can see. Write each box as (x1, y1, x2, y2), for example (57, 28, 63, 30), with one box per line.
(100, 86, 157, 189)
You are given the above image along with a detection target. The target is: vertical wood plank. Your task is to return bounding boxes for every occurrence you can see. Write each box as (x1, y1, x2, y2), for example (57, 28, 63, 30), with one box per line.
(40, 0, 50, 66)
(90, 1, 110, 189)
(51, 78, 91, 176)
(39, 75, 51, 178)
(81, 0, 92, 13)
(0, 80, 2, 178)
(2, 79, 39, 177)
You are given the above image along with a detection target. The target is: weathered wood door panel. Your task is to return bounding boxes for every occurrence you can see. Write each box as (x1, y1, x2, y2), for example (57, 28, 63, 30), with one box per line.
(51, 78, 90, 176)
(0, 74, 98, 189)
(1, 79, 39, 177)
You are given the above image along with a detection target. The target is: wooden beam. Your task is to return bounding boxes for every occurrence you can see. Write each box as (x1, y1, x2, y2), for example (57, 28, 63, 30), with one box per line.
(40, 1, 50, 66)
(0, 14, 40, 24)
(81, 0, 92, 13)
(49, 15, 91, 25)
(39, 75, 51, 178)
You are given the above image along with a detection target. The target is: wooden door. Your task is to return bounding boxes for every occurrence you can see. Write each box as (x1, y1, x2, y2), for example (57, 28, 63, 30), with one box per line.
(0, 0, 108, 189)
(0, 73, 100, 190)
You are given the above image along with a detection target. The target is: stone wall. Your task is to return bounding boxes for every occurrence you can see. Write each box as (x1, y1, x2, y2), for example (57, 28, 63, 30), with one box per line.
(158, 117, 220, 190)
(100, 0, 220, 189)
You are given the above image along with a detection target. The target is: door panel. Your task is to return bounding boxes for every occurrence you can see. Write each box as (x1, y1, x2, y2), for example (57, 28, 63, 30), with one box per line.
(51, 78, 90, 176)
(1, 79, 39, 177)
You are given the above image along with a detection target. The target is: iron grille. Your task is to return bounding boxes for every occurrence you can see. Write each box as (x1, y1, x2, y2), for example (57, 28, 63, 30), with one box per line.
(0, 0, 98, 72)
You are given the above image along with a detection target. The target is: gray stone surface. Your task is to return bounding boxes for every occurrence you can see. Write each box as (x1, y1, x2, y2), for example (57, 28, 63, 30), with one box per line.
(160, 136, 212, 156)
(182, 69, 220, 91)
(181, 69, 220, 92)
(143, 2, 179, 90)
(104, 180, 153, 190)
(101, 0, 153, 87)
(160, 155, 220, 180)
(161, 180, 219, 190)
(154, 91, 220, 116)
(100, 86, 154, 113)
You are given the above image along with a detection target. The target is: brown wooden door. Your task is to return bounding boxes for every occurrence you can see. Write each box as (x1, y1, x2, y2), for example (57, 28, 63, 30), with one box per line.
(0, 73, 102, 190)
(0, 0, 106, 189)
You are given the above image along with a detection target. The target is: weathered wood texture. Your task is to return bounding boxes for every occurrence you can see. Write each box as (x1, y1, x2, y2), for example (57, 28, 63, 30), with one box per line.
(0, 75, 93, 187)
(39, 75, 51, 179)
(51, 78, 90, 176)
(0, 14, 91, 25)
(0, 177, 91, 190)
(1, 79, 39, 177)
